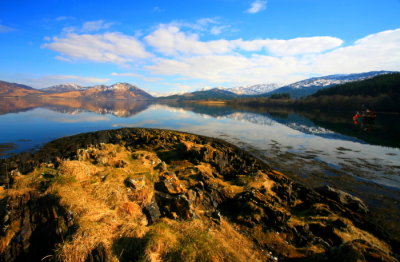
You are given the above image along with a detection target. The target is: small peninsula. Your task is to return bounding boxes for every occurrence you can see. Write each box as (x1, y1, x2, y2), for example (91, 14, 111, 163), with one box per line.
(0, 128, 398, 261)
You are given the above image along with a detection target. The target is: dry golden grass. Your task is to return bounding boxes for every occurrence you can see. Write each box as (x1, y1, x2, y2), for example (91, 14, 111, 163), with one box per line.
(251, 226, 304, 258)
(58, 160, 98, 181)
(333, 218, 392, 256)
(10, 168, 41, 190)
(1, 140, 395, 262)
(0, 220, 21, 254)
(3, 187, 34, 198)
(140, 218, 264, 262)
(45, 143, 176, 261)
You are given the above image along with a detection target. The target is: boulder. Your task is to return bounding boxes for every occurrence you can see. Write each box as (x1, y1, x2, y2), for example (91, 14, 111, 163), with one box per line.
(154, 172, 185, 195)
(315, 185, 369, 214)
(143, 201, 161, 224)
(124, 177, 145, 190)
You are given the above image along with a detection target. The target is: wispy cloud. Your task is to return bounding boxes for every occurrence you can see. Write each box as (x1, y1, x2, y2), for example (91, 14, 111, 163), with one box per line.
(145, 24, 342, 56)
(110, 72, 141, 77)
(233, 36, 343, 56)
(55, 16, 75, 22)
(152, 6, 163, 13)
(145, 25, 233, 56)
(210, 25, 230, 35)
(43, 32, 151, 63)
(44, 75, 110, 83)
(57, 20, 114, 34)
(111, 72, 161, 82)
(0, 24, 14, 33)
(7, 74, 110, 88)
(246, 0, 267, 14)
(156, 18, 230, 36)
(81, 20, 113, 32)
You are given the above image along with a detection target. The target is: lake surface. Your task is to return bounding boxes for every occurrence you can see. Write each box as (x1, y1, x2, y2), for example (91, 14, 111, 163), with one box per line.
(1, 97, 400, 238)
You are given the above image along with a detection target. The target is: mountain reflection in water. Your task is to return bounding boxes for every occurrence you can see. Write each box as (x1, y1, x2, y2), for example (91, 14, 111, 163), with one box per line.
(1, 98, 399, 149)
(0, 97, 151, 117)
(164, 102, 400, 148)
(0, 98, 399, 240)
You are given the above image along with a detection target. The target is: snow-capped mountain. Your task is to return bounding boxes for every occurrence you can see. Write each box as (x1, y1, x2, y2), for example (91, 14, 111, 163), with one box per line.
(227, 83, 280, 95)
(81, 83, 154, 100)
(38, 83, 154, 100)
(42, 83, 84, 93)
(264, 71, 397, 98)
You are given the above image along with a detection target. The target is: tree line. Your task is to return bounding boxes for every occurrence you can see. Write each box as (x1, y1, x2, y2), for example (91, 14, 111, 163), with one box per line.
(229, 73, 400, 113)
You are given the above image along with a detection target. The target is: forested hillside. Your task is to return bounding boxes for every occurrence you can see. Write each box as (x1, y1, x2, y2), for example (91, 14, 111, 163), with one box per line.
(312, 73, 400, 97)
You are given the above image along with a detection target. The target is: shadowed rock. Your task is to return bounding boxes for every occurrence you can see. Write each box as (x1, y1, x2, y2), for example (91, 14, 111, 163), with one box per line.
(315, 185, 369, 214)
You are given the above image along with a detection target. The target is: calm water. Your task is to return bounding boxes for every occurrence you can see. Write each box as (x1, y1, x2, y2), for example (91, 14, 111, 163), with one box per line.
(1, 98, 400, 236)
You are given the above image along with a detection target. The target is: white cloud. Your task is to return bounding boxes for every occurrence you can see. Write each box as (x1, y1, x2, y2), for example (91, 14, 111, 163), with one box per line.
(55, 16, 75, 22)
(145, 25, 233, 56)
(111, 72, 161, 82)
(313, 28, 400, 74)
(43, 20, 400, 89)
(146, 54, 309, 85)
(145, 28, 400, 86)
(111, 72, 141, 77)
(43, 32, 151, 63)
(145, 25, 342, 56)
(171, 18, 220, 32)
(148, 83, 196, 97)
(210, 25, 230, 35)
(81, 20, 113, 32)
(152, 18, 230, 36)
(246, 0, 267, 14)
(233, 36, 343, 56)
(0, 24, 14, 33)
(45, 75, 109, 83)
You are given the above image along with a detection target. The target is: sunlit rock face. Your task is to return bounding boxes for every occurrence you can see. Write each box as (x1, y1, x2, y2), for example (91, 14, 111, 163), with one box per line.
(0, 128, 398, 262)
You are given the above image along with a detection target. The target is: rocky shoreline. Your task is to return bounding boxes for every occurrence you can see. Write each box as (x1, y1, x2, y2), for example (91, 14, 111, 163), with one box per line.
(0, 128, 398, 261)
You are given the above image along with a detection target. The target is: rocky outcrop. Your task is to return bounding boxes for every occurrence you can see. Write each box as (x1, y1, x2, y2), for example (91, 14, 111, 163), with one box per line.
(0, 192, 75, 262)
(315, 185, 369, 214)
(0, 128, 398, 261)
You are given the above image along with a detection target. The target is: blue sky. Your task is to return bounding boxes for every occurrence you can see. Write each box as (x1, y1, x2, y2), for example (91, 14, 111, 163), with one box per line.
(1, 0, 399, 95)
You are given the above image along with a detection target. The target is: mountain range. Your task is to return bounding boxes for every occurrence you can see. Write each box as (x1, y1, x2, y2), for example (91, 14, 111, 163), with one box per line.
(158, 71, 397, 100)
(0, 82, 154, 100)
(0, 71, 398, 100)
(260, 71, 395, 98)
(224, 83, 280, 95)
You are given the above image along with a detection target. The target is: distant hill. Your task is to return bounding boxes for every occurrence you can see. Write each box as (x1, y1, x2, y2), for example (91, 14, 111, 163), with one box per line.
(44, 83, 154, 100)
(158, 88, 239, 101)
(229, 73, 400, 112)
(0, 81, 43, 97)
(293, 73, 400, 112)
(312, 73, 400, 97)
(261, 71, 397, 98)
(226, 83, 280, 95)
(0, 81, 154, 100)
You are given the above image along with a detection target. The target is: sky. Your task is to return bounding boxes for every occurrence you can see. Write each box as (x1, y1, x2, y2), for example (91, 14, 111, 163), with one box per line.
(0, 0, 399, 95)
